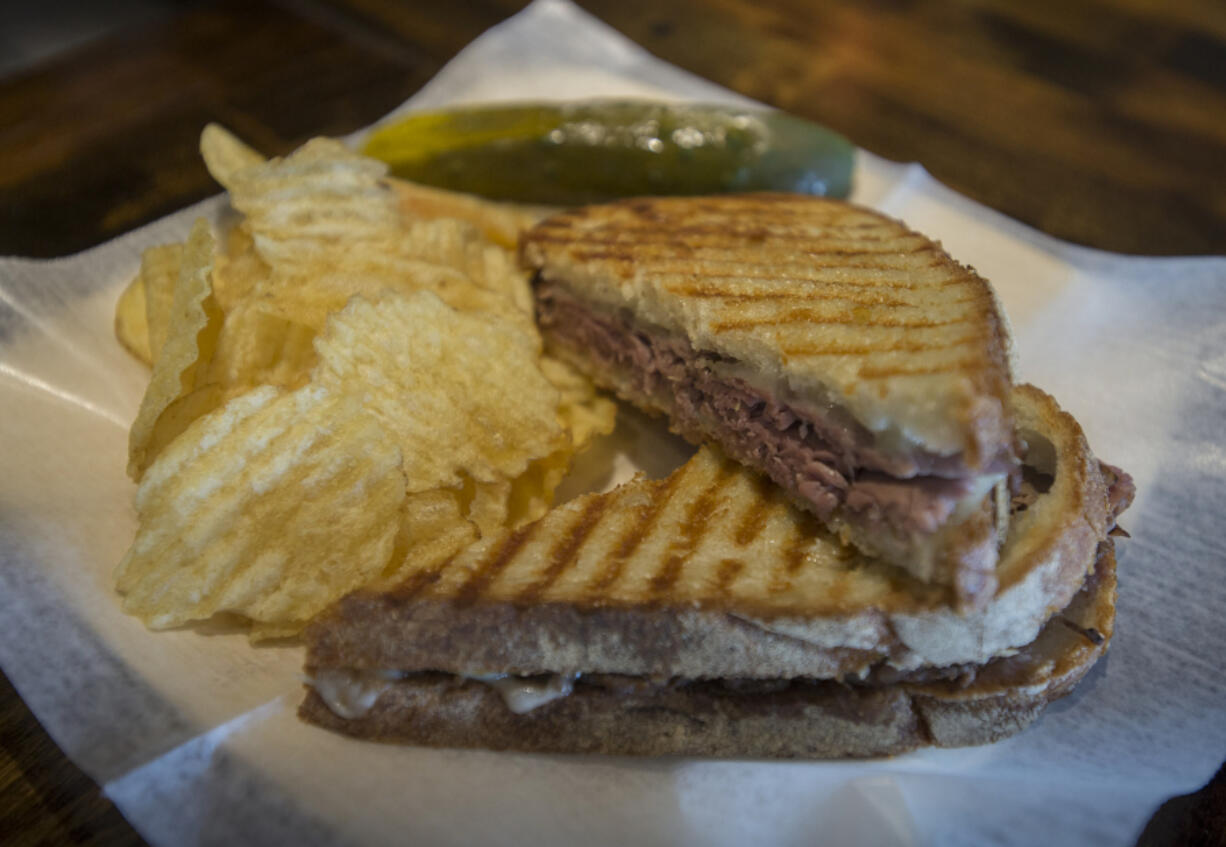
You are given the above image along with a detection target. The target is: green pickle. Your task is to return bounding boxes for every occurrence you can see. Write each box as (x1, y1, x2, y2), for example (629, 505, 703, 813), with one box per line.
(363, 100, 854, 204)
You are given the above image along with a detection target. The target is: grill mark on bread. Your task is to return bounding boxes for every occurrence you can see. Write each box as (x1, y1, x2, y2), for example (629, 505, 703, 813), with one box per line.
(539, 245, 953, 272)
(672, 291, 914, 309)
(710, 312, 979, 331)
(857, 359, 981, 379)
(663, 283, 989, 307)
(733, 476, 777, 546)
(649, 268, 976, 293)
(715, 558, 745, 596)
(784, 533, 810, 575)
(557, 246, 938, 271)
(536, 218, 916, 235)
(530, 229, 929, 250)
(777, 333, 987, 358)
(392, 562, 449, 601)
(649, 463, 735, 596)
(824, 567, 852, 605)
(571, 255, 960, 279)
(515, 496, 609, 603)
(524, 196, 1014, 528)
(454, 522, 540, 606)
(657, 266, 977, 284)
(587, 463, 690, 593)
(530, 229, 918, 251)
(766, 539, 799, 594)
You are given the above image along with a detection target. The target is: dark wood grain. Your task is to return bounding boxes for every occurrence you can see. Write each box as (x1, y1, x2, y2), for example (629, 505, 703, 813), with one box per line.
(2, 0, 1225, 256)
(3, 0, 1225, 845)
(568, 0, 1226, 254)
(0, 0, 465, 257)
(1, 671, 142, 846)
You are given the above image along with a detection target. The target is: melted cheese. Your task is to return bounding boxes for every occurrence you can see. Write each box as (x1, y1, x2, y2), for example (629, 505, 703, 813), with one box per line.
(308, 670, 578, 718)
(469, 673, 578, 714)
(308, 669, 405, 719)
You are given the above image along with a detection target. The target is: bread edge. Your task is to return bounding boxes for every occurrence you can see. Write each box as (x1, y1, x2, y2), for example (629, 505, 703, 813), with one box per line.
(299, 543, 1115, 758)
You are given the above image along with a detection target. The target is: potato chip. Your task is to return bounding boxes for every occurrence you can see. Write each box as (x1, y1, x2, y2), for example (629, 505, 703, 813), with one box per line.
(114, 132, 596, 640)
(127, 220, 224, 479)
(116, 384, 406, 634)
(136, 384, 226, 472)
(399, 218, 534, 316)
(539, 355, 619, 449)
(380, 488, 479, 587)
(390, 177, 551, 249)
(454, 476, 513, 537)
(275, 252, 532, 339)
(201, 128, 534, 336)
(140, 242, 184, 361)
(225, 138, 399, 270)
(460, 446, 594, 534)
(211, 225, 269, 313)
(312, 291, 566, 493)
(240, 257, 486, 332)
(505, 459, 571, 528)
(492, 358, 619, 527)
(455, 358, 618, 531)
(200, 123, 267, 190)
(114, 274, 152, 365)
(208, 300, 317, 395)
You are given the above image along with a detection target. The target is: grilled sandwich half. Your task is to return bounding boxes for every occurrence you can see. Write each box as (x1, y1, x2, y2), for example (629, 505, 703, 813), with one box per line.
(300, 386, 1132, 757)
(522, 194, 1016, 608)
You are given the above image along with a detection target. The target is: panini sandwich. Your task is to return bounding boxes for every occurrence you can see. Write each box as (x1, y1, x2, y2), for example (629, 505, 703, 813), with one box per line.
(521, 195, 1016, 607)
(300, 386, 1132, 757)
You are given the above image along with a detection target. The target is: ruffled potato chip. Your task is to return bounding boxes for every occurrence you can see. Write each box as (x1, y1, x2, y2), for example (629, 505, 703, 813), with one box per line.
(241, 255, 526, 335)
(416, 358, 618, 535)
(380, 488, 480, 588)
(211, 225, 269, 313)
(390, 177, 551, 249)
(208, 300, 317, 396)
(224, 138, 400, 270)
(141, 242, 184, 362)
(116, 384, 406, 635)
(127, 220, 223, 480)
(313, 291, 566, 493)
(399, 218, 534, 316)
(539, 355, 619, 449)
(114, 130, 616, 640)
(114, 275, 151, 365)
(498, 356, 618, 527)
(200, 123, 267, 190)
(206, 129, 535, 332)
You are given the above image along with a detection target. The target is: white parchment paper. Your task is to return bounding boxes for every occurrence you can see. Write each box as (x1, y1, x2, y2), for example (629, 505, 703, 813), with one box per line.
(2, 2, 1224, 845)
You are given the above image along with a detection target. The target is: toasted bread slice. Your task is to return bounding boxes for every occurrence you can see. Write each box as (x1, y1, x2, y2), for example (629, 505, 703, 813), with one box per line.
(521, 194, 1016, 603)
(300, 542, 1116, 758)
(304, 385, 1112, 682)
(521, 194, 1014, 464)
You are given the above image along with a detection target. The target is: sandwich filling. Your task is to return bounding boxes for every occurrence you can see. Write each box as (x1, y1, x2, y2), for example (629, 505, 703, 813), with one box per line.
(308, 668, 980, 720)
(535, 280, 1010, 581)
(309, 669, 579, 717)
(305, 542, 1117, 724)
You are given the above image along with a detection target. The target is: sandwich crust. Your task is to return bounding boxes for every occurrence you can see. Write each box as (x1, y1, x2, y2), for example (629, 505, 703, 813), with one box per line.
(520, 194, 1014, 463)
(305, 386, 1114, 679)
(299, 543, 1116, 758)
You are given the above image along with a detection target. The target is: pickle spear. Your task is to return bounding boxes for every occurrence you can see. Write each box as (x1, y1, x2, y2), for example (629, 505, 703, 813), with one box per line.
(363, 101, 853, 204)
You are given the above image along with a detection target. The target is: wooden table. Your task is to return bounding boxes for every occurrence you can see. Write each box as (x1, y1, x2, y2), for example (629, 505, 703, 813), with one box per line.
(2, 0, 1224, 843)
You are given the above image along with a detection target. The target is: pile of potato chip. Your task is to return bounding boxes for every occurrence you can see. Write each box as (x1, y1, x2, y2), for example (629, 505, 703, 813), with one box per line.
(113, 125, 616, 640)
